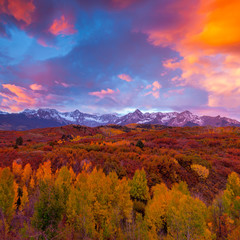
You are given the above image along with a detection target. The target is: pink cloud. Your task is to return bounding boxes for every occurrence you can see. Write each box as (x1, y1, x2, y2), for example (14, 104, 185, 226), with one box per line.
(30, 84, 44, 91)
(118, 74, 133, 82)
(0, 83, 61, 112)
(0, 84, 37, 111)
(89, 88, 119, 99)
(49, 15, 77, 36)
(142, 0, 240, 109)
(152, 81, 161, 90)
(0, 0, 35, 25)
(144, 81, 162, 99)
(54, 81, 71, 88)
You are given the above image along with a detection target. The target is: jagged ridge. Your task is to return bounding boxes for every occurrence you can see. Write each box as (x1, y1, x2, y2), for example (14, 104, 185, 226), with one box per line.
(0, 108, 239, 130)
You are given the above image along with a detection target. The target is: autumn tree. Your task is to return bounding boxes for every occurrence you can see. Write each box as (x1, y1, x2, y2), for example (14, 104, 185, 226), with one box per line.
(130, 169, 149, 216)
(22, 163, 32, 186)
(146, 182, 210, 239)
(145, 183, 170, 237)
(0, 168, 16, 239)
(36, 160, 52, 184)
(223, 172, 240, 219)
(55, 166, 72, 207)
(12, 161, 23, 183)
(167, 193, 208, 240)
(130, 169, 149, 202)
(66, 168, 133, 239)
(0, 168, 16, 219)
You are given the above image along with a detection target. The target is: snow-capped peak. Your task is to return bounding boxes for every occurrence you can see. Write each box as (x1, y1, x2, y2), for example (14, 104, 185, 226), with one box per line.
(12, 108, 240, 128)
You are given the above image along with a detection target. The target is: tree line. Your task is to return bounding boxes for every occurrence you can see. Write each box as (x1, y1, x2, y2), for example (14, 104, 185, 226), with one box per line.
(0, 160, 240, 239)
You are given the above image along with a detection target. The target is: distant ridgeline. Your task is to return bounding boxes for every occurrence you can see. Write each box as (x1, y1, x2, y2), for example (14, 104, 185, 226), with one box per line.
(0, 108, 240, 130)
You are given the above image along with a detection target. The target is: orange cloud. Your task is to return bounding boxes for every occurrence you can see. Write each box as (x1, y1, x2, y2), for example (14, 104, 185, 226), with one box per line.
(152, 81, 161, 91)
(0, 83, 58, 112)
(191, 0, 240, 52)
(6, 0, 35, 25)
(145, 0, 240, 108)
(49, 15, 77, 36)
(144, 81, 162, 99)
(118, 74, 133, 82)
(0, 84, 37, 111)
(30, 84, 44, 91)
(89, 88, 119, 99)
(147, 0, 240, 52)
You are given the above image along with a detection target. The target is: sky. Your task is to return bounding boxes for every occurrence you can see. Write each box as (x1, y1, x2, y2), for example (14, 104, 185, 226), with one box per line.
(0, 0, 240, 118)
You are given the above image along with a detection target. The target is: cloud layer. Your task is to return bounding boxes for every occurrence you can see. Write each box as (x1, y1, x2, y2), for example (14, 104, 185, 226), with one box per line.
(0, 0, 239, 119)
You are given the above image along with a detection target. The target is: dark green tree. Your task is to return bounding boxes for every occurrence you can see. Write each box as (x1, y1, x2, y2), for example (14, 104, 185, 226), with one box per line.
(16, 187, 23, 211)
(136, 140, 144, 149)
(16, 137, 23, 146)
(32, 182, 64, 239)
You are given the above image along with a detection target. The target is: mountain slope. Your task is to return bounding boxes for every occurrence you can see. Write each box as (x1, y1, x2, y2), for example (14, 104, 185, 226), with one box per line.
(0, 108, 239, 130)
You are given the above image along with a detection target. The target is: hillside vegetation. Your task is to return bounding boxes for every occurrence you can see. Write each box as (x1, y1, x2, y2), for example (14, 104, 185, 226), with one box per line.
(0, 124, 240, 239)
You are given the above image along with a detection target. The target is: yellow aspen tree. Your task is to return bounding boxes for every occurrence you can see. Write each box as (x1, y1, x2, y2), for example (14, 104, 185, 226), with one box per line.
(22, 163, 32, 185)
(69, 166, 76, 183)
(29, 176, 35, 190)
(55, 166, 71, 206)
(67, 185, 96, 238)
(0, 168, 15, 220)
(20, 185, 29, 211)
(167, 193, 208, 240)
(115, 177, 133, 224)
(129, 169, 149, 202)
(13, 181, 19, 211)
(36, 160, 52, 183)
(12, 161, 23, 183)
(145, 183, 171, 234)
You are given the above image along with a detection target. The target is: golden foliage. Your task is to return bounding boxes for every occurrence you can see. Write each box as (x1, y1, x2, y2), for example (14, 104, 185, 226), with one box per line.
(36, 160, 52, 183)
(191, 164, 209, 179)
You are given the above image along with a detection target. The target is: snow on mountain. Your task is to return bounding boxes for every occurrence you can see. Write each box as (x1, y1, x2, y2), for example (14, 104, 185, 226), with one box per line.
(19, 108, 240, 127)
(167, 111, 203, 127)
(0, 111, 7, 115)
(1, 108, 240, 130)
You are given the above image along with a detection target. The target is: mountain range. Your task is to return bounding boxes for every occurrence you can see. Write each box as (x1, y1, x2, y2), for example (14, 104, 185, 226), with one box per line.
(0, 108, 239, 130)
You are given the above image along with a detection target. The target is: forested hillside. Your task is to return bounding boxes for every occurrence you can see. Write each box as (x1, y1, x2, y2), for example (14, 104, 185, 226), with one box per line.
(0, 124, 240, 239)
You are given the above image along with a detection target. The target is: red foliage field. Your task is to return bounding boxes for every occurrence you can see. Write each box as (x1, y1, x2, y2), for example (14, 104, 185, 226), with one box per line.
(1, 124, 240, 204)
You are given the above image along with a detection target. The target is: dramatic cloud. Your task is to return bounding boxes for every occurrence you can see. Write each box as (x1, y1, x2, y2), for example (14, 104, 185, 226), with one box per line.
(0, 84, 37, 111)
(0, 0, 35, 25)
(0, 0, 239, 118)
(0, 83, 66, 112)
(143, 0, 240, 110)
(49, 15, 77, 36)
